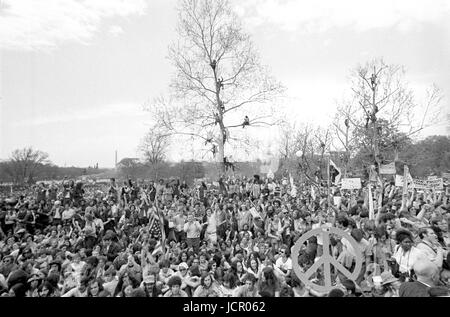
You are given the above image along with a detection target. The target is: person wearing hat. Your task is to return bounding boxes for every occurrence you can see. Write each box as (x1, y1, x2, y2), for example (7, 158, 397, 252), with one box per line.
(0, 255, 17, 278)
(26, 273, 42, 297)
(141, 273, 162, 297)
(378, 271, 401, 297)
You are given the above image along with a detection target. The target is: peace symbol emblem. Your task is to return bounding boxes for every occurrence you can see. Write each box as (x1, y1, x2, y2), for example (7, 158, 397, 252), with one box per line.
(291, 226, 363, 293)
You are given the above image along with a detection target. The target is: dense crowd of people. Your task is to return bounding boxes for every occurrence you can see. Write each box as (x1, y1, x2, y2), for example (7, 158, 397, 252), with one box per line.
(0, 174, 449, 297)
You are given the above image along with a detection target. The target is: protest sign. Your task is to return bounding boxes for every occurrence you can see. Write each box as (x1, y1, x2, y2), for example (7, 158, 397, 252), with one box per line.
(333, 196, 342, 207)
(249, 207, 261, 219)
(395, 175, 404, 187)
(341, 178, 361, 190)
(427, 178, 443, 190)
(379, 162, 396, 175)
(428, 176, 438, 181)
(442, 173, 450, 181)
(412, 179, 427, 190)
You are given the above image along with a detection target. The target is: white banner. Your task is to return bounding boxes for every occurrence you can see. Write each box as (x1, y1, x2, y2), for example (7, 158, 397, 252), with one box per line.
(341, 178, 361, 190)
(333, 196, 342, 207)
(428, 178, 444, 190)
(379, 162, 396, 175)
(395, 175, 404, 187)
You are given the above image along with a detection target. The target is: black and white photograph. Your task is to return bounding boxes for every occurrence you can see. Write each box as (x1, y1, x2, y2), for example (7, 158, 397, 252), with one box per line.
(0, 0, 450, 305)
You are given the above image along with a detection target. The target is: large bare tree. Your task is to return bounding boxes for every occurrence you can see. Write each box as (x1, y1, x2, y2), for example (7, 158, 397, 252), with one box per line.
(332, 58, 442, 173)
(147, 0, 284, 172)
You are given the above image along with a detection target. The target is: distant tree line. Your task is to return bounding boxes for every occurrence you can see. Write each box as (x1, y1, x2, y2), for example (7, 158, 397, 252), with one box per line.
(0, 147, 107, 185)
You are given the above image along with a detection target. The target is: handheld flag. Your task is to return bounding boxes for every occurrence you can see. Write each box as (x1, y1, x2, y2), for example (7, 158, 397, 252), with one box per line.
(329, 159, 341, 185)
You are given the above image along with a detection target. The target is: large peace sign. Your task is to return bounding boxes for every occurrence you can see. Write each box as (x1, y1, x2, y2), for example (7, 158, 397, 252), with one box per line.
(291, 226, 363, 293)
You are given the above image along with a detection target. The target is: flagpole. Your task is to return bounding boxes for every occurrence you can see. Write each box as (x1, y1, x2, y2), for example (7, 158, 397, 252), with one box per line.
(154, 195, 166, 258)
(327, 154, 331, 214)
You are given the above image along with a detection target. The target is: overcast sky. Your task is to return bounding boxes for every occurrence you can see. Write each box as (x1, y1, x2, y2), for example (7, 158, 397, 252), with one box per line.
(1, 0, 449, 168)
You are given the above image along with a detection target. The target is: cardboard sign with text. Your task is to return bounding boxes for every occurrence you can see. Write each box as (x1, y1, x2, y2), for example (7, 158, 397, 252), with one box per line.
(341, 178, 362, 190)
(412, 179, 427, 190)
(428, 178, 444, 190)
(379, 162, 396, 175)
(249, 207, 261, 219)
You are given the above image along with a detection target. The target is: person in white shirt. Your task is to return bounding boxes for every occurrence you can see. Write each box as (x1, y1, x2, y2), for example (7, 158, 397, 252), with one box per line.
(393, 229, 427, 281)
(204, 208, 218, 246)
(274, 246, 292, 285)
(61, 277, 89, 297)
(184, 213, 202, 254)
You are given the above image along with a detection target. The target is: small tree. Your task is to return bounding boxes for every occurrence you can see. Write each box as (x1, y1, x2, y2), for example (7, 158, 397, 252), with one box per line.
(278, 123, 331, 186)
(139, 126, 171, 179)
(4, 147, 50, 184)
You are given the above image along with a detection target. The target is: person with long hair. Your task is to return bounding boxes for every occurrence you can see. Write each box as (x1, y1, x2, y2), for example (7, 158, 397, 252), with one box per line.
(39, 281, 57, 297)
(245, 257, 261, 278)
(257, 266, 280, 297)
(87, 278, 109, 297)
(192, 272, 220, 297)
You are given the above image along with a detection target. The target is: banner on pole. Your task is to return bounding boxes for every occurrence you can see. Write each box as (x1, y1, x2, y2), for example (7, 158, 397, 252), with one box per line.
(379, 162, 396, 175)
(341, 178, 361, 190)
